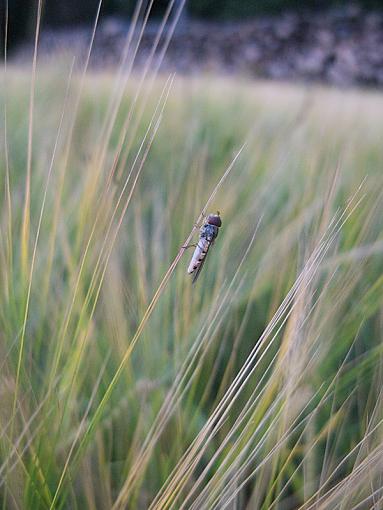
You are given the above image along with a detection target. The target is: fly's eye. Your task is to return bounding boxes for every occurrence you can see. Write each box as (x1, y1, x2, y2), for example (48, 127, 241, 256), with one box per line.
(207, 214, 222, 227)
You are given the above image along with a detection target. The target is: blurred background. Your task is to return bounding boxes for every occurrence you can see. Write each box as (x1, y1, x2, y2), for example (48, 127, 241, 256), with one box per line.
(3, 0, 383, 87)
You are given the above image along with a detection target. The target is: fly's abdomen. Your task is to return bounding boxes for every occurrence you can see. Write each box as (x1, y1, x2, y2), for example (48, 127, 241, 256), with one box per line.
(187, 238, 210, 274)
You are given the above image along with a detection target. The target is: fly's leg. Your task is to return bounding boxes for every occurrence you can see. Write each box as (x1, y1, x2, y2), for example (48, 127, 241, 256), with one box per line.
(193, 211, 207, 229)
(183, 240, 206, 250)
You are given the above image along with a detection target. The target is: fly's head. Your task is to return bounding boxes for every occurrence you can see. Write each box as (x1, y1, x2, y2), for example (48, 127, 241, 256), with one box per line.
(207, 211, 222, 228)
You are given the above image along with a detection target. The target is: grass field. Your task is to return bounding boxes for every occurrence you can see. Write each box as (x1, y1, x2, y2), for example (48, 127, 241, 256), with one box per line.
(1, 65, 383, 509)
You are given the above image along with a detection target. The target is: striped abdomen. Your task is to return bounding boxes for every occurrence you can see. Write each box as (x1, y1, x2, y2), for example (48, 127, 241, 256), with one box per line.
(187, 238, 210, 275)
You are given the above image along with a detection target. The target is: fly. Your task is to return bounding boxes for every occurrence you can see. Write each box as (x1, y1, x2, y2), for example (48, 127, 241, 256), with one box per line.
(186, 212, 222, 283)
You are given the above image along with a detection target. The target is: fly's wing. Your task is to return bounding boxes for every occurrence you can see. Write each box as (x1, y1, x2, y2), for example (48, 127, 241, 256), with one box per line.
(187, 237, 211, 282)
(191, 243, 210, 284)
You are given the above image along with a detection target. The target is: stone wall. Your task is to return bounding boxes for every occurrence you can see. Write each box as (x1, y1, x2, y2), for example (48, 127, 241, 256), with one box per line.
(12, 5, 383, 87)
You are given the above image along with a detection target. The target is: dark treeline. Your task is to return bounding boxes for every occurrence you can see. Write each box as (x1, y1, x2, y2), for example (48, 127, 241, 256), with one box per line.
(1, 0, 382, 51)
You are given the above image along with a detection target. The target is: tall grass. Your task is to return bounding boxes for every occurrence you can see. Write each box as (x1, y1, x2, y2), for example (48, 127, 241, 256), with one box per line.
(1, 27, 383, 510)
